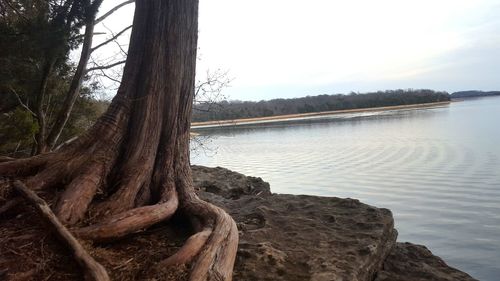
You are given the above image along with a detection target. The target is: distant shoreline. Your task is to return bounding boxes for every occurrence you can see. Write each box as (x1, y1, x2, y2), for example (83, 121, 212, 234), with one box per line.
(191, 101, 451, 128)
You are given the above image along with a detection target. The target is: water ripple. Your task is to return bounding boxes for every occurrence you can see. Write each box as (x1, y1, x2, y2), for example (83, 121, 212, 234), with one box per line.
(192, 97, 500, 281)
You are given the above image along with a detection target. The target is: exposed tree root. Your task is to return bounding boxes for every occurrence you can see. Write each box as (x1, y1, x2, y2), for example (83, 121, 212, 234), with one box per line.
(187, 201, 239, 281)
(13, 180, 110, 281)
(74, 194, 179, 241)
(55, 162, 105, 225)
(1, 148, 238, 281)
(24, 160, 69, 190)
(160, 228, 212, 266)
(0, 154, 49, 177)
(0, 156, 14, 162)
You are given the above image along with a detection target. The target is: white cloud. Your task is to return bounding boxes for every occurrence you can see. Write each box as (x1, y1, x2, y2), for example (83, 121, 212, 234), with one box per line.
(94, 0, 500, 100)
(197, 0, 500, 100)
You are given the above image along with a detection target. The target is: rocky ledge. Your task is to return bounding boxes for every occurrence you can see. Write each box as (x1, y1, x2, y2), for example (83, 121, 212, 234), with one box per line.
(192, 165, 478, 281)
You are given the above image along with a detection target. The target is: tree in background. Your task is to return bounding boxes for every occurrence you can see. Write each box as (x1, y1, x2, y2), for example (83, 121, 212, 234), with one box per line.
(192, 89, 451, 122)
(0, 0, 134, 155)
(1, 0, 231, 156)
(1, 0, 238, 280)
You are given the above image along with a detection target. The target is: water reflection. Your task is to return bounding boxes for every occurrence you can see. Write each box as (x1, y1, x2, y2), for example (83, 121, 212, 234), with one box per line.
(191, 96, 500, 281)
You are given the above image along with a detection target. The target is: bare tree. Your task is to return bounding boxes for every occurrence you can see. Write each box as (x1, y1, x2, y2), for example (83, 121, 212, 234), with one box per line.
(194, 69, 232, 111)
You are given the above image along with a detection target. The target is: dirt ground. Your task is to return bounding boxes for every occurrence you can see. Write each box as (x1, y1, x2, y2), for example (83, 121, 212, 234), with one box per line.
(0, 185, 192, 281)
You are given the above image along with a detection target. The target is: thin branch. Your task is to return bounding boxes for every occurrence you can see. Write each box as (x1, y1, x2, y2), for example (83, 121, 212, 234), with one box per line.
(95, 0, 134, 24)
(54, 136, 78, 151)
(90, 25, 132, 53)
(86, 60, 126, 73)
(195, 80, 210, 98)
(8, 86, 37, 117)
(102, 23, 129, 56)
(114, 39, 128, 57)
(97, 69, 122, 83)
(72, 32, 106, 41)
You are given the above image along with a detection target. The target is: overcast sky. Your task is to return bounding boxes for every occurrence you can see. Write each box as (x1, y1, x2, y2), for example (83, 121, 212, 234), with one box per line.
(95, 0, 500, 101)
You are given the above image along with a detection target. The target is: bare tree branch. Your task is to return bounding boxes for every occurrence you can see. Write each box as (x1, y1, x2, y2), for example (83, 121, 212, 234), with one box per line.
(96, 69, 122, 83)
(113, 38, 129, 57)
(95, 0, 134, 24)
(72, 32, 106, 41)
(86, 60, 126, 73)
(194, 69, 232, 113)
(90, 25, 132, 53)
(8, 86, 37, 117)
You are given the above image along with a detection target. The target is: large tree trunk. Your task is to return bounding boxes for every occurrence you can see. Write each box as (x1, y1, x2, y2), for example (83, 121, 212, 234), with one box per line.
(0, 1, 238, 280)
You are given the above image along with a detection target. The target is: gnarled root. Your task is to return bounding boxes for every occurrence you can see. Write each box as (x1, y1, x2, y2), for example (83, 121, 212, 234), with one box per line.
(2, 155, 239, 281)
(73, 193, 179, 241)
(160, 228, 212, 266)
(13, 181, 109, 281)
(1, 139, 238, 281)
(55, 162, 105, 225)
(158, 195, 239, 281)
(0, 156, 14, 163)
(189, 205, 238, 281)
(0, 154, 50, 178)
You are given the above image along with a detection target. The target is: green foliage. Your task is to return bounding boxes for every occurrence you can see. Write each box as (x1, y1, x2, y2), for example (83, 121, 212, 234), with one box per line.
(0, 0, 90, 97)
(192, 89, 451, 122)
(0, 108, 38, 155)
(0, 0, 106, 155)
(451, 91, 500, 98)
(0, 92, 107, 156)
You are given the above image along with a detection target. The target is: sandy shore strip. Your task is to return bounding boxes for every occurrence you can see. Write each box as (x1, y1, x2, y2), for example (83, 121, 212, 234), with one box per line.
(191, 101, 451, 128)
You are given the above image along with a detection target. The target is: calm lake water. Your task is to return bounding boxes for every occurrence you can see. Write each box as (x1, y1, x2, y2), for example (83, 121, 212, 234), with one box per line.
(191, 96, 500, 281)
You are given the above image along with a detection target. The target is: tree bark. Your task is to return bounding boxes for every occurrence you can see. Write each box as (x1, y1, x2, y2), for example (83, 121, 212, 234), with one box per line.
(33, 59, 55, 155)
(46, 16, 96, 150)
(0, 1, 238, 280)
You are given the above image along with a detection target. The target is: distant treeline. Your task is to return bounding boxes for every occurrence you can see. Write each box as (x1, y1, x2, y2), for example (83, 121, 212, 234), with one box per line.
(451, 91, 500, 99)
(192, 89, 450, 122)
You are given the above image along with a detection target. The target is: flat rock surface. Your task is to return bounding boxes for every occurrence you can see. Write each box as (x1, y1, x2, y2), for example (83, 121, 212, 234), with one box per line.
(192, 165, 272, 199)
(195, 166, 476, 281)
(194, 166, 397, 281)
(1, 165, 476, 280)
(375, 242, 478, 281)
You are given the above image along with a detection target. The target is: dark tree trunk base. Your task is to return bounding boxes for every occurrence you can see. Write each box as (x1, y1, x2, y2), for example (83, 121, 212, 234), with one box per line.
(0, 193, 199, 281)
(0, 142, 238, 281)
(0, 1, 238, 280)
